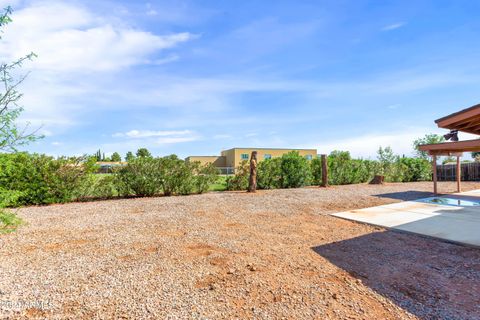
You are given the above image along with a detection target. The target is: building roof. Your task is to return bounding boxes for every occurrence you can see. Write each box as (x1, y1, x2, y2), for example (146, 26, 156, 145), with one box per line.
(435, 104, 480, 135)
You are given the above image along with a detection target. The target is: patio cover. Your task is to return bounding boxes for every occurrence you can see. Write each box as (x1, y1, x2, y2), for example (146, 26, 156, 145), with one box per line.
(419, 104, 480, 194)
(435, 104, 480, 135)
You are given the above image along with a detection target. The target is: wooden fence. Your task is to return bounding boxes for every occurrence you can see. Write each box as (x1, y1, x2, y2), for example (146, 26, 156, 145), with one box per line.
(437, 162, 480, 181)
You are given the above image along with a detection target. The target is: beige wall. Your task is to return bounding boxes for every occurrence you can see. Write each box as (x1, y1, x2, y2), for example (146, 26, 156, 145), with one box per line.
(185, 156, 226, 167)
(223, 148, 317, 169)
(220, 149, 237, 168)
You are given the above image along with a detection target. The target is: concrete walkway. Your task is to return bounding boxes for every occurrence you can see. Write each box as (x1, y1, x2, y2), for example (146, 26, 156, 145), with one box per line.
(332, 190, 480, 247)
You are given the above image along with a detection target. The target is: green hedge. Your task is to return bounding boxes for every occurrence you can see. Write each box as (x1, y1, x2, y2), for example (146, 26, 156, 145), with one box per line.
(115, 155, 217, 197)
(0, 153, 97, 206)
(0, 150, 432, 206)
(0, 153, 219, 207)
(226, 150, 432, 190)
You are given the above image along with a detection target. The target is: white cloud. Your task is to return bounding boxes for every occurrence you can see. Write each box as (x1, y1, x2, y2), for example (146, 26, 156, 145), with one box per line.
(0, 2, 193, 72)
(156, 136, 198, 144)
(113, 129, 192, 138)
(0, 1, 195, 134)
(382, 22, 405, 31)
(111, 129, 200, 145)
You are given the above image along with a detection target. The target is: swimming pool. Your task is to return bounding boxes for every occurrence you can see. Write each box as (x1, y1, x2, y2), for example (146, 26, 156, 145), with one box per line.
(416, 197, 480, 207)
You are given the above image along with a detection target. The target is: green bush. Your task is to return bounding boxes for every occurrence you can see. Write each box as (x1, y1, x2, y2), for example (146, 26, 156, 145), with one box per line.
(247, 152, 312, 189)
(193, 163, 219, 194)
(74, 174, 118, 200)
(326, 149, 431, 184)
(258, 158, 282, 189)
(279, 151, 312, 188)
(226, 161, 249, 191)
(310, 157, 323, 185)
(115, 157, 161, 196)
(0, 211, 23, 234)
(115, 155, 220, 196)
(0, 153, 97, 205)
(156, 155, 195, 196)
(328, 151, 373, 185)
(397, 157, 431, 182)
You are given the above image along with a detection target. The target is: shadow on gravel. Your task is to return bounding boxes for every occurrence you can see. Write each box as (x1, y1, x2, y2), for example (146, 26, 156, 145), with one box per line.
(373, 191, 434, 201)
(375, 191, 480, 202)
(312, 231, 480, 320)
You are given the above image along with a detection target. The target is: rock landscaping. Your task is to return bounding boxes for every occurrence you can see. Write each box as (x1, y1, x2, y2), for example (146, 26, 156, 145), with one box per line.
(1, 182, 479, 319)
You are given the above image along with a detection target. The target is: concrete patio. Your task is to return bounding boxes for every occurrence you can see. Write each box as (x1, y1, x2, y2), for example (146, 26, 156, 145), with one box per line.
(332, 189, 480, 247)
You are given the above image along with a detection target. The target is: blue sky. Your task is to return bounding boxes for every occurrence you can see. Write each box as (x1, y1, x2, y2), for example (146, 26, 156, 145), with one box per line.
(2, 0, 480, 159)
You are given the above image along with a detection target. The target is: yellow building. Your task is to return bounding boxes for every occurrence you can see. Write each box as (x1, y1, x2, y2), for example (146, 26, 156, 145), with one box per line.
(186, 147, 317, 174)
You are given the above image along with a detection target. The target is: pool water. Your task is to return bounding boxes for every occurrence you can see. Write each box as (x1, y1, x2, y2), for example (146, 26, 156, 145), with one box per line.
(417, 197, 480, 207)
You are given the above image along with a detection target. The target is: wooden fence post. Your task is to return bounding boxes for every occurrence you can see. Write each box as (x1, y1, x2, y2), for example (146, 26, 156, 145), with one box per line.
(321, 154, 328, 187)
(432, 155, 438, 195)
(456, 156, 461, 193)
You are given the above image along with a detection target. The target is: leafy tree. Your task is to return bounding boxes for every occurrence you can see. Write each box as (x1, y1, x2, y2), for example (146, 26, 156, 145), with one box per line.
(111, 152, 121, 162)
(95, 149, 102, 161)
(442, 156, 456, 164)
(413, 134, 445, 159)
(136, 148, 152, 158)
(125, 151, 135, 162)
(0, 7, 41, 152)
(377, 146, 397, 164)
(377, 147, 406, 181)
(472, 152, 480, 160)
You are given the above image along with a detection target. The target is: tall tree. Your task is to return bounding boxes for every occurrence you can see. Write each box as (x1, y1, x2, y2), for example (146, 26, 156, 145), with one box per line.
(95, 149, 102, 161)
(413, 134, 445, 159)
(136, 148, 152, 158)
(125, 151, 135, 162)
(0, 7, 41, 152)
(111, 152, 121, 162)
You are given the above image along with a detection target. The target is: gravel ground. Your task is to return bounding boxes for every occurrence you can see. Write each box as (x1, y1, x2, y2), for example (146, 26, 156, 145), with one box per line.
(1, 181, 480, 319)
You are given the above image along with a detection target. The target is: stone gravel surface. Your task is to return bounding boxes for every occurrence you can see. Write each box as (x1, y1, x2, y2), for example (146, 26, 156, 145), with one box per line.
(1, 182, 479, 319)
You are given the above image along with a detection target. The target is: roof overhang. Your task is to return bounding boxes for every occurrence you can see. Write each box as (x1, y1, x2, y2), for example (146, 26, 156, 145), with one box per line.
(419, 139, 480, 156)
(435, 104, 480, 135)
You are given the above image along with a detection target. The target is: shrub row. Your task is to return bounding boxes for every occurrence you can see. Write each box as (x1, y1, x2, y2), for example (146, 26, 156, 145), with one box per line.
(114, 155, 217, 197)
(0, 153, 97, 206)
(0, 150, 431, 205)
(0, 153, 218, 206)
(227, 151, 313, 191)
(226, 150, 431, 190)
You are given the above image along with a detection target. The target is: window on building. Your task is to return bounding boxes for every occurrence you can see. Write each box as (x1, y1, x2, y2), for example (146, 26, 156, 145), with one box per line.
(305, 155, 313, 160)
(241, 153, 249, 160)
(264, 154, 272, 160)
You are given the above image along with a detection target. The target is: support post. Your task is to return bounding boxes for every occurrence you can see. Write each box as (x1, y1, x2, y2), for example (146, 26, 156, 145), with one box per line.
(320, 154, 328, 187)
(456, 156, 461, 193)
(248, 151, 258, 193)
(432, 155, 438, 195)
